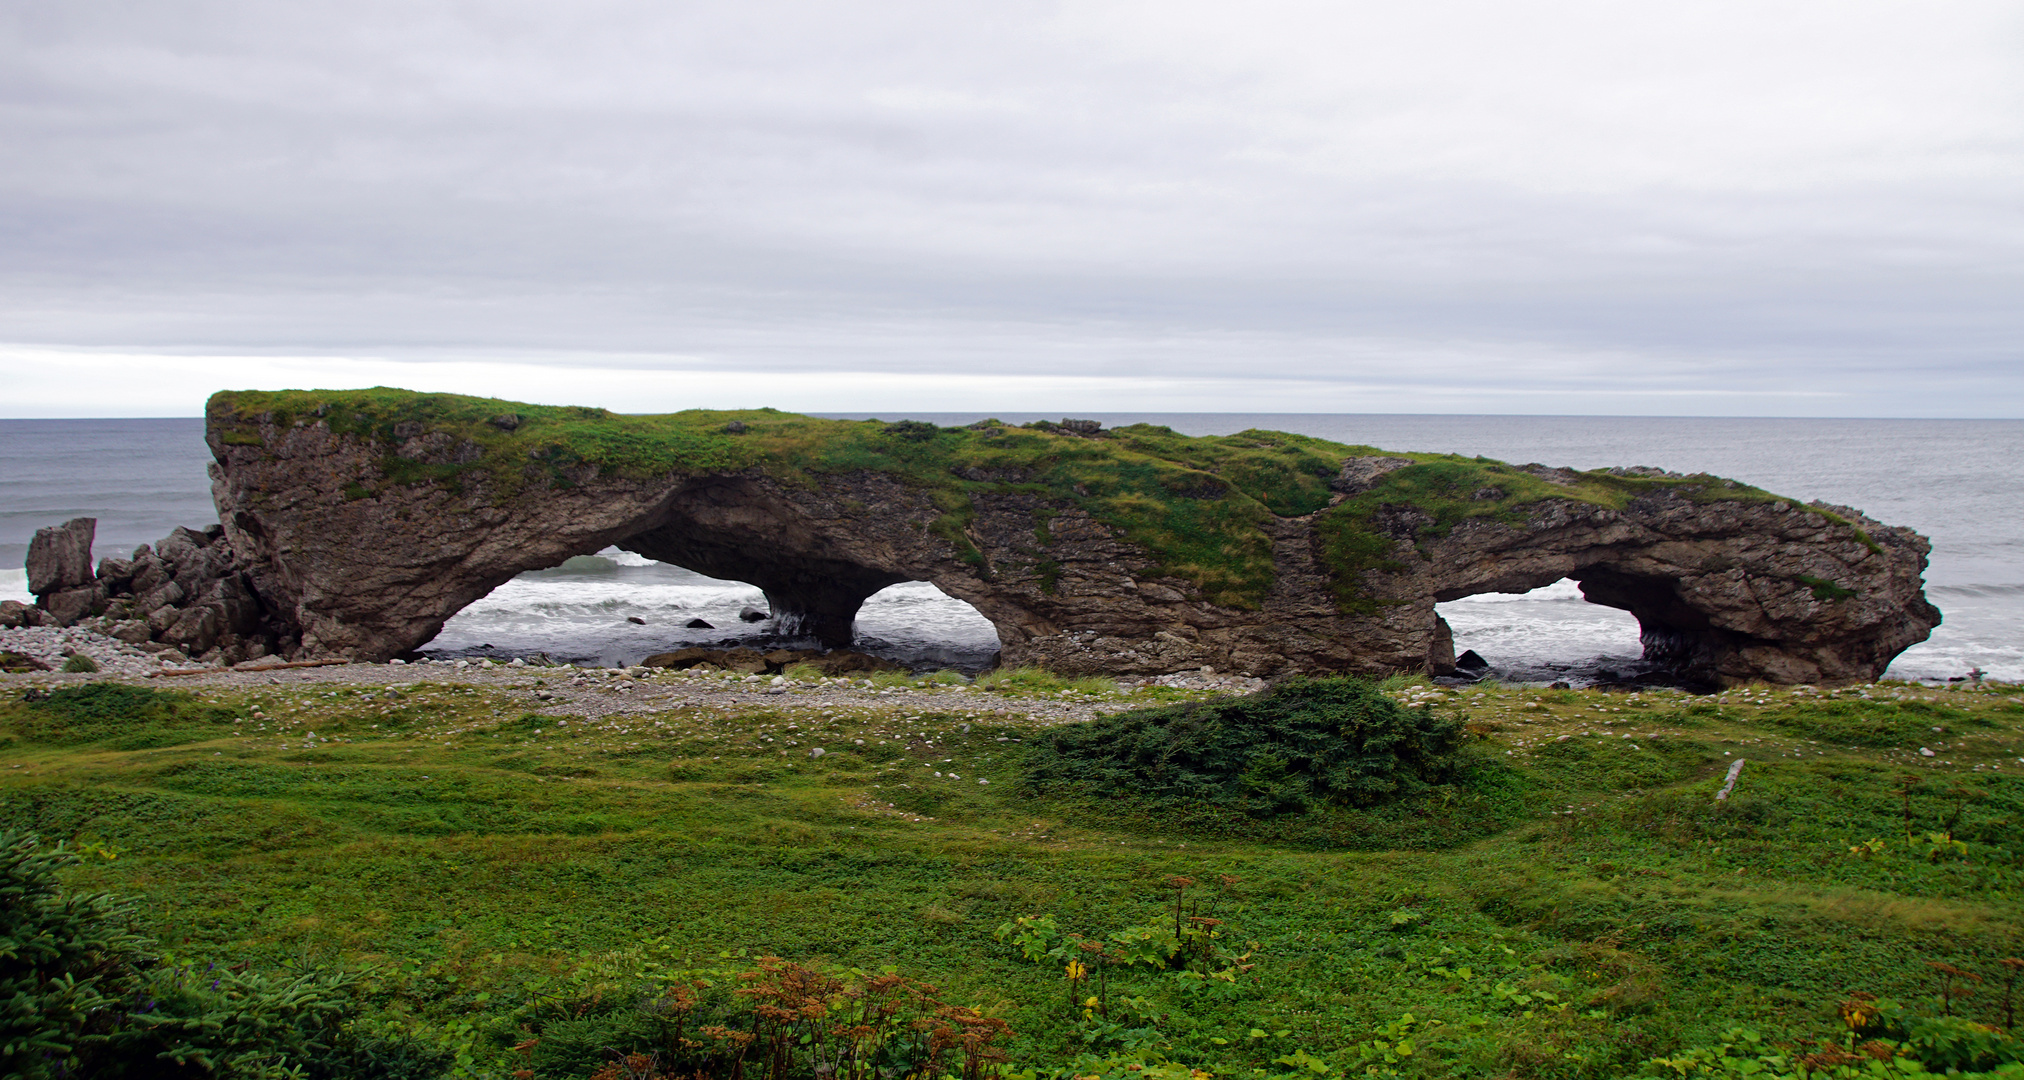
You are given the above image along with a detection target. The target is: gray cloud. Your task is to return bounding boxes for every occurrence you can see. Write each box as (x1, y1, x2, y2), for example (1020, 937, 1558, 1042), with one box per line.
(1, 0, 2020, 414)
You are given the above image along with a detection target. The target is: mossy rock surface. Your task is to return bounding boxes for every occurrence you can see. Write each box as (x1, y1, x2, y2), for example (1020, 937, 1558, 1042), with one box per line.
(208, 388, 1801, 611)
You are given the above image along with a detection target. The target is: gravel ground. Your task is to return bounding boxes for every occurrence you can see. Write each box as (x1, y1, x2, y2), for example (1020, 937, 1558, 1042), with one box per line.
(0, 625, 203, 677)
(0, 657, 1189, 725)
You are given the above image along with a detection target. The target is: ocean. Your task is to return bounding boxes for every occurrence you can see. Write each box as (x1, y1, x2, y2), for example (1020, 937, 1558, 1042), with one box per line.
(3, 415, 2017, 683)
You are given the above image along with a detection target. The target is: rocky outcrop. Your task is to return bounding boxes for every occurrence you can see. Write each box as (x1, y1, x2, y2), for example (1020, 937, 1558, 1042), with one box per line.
(24, 517, 289, 665)
(20, 389, 1942, 686)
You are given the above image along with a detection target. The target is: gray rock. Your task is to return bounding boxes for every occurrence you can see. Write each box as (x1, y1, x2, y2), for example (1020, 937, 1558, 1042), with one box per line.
(0, 600, 45, 628)
(1331, 457, 1414, 497)
(139, 580, 187, 614)
(95, 557, 135, 588)
(27, 517, 95, 594)
(130, 554, 170, 596)
(109, 620, 154, 643)
(165, 605, 223, 656)
(146, 604, 184, 635)
(42, 587, 98, 627)
(738, 606, 770, 623)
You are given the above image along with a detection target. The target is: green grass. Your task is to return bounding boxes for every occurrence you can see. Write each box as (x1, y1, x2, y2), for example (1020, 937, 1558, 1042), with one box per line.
(3, 675, 2021, 1077)
(207, 389, 1836, 614)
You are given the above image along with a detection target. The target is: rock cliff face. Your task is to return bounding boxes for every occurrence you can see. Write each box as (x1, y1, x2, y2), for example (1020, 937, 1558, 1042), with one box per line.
(22, 389, 1942, 686)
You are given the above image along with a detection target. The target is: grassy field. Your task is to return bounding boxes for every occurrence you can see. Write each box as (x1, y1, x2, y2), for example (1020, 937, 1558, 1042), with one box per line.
(4, 670, 2022, 1078)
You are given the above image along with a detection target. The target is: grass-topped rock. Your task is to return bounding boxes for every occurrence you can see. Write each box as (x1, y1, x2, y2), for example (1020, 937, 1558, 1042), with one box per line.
(33, 385, 1934, 684)
(1022, 677, 1467, 816)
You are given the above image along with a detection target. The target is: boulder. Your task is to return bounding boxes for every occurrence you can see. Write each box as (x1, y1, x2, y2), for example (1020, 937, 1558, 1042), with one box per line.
(27, 518, 95, 595)
(138, 580, 187, 615)
(95, 557, 136, 590)
(129, 554, 171, 596)
(0, 600, 44, 628)
(684, 618, 715, 629)
(42, 587, 99, 627)
(1455, 649, 1489, 673)
(738, 606, 770, 623)
(0, 651, 50, 673)
(641, 647, 711, 668)
(164, 605, 223, 656)
(146, 603, 184, 635)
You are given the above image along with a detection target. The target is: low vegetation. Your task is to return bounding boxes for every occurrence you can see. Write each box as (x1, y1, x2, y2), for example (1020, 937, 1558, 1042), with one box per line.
(208, 388, 1809, 611)
(1022, 677, 1467, 815)
(3, 672, 2021, 1079)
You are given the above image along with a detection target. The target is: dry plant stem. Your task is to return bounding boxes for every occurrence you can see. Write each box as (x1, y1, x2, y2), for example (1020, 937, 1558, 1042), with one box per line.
(1714, 758, 1747, 801)
(2000, 959, 2024, 1032)
(1894, 774, 1921, 844)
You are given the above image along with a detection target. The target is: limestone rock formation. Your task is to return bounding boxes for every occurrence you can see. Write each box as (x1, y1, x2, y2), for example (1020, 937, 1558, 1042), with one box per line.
(22, 388, 1942, 685)
(25, 519, 289, 665)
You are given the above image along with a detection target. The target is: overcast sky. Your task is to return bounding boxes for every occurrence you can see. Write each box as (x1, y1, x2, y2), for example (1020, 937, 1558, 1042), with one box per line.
(2, 0, 2019, 417)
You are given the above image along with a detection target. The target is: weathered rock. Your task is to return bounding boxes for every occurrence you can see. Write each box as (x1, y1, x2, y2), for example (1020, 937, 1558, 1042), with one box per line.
(27, 387, 1932, 688)
(1455, 649, 1488, 673)
(640, 648, 718, 669)
(1332, 457, 1414, 496)
(0, 651, 51, 673)
(27, 518, 95, 595)
(0, 600, 45, 629)
(738, 606, 770, 623)
(95, 557, 135, 590)
(684, 618, 715, 629)
(108, 619, 154, 644)
(138, 580, 186, 614)
(42, 587, 100, 627)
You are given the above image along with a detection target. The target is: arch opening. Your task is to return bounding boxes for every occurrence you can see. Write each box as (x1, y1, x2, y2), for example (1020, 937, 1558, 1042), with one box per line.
(1433, 571, 1709, 688)
(421, 548, 1001, 671)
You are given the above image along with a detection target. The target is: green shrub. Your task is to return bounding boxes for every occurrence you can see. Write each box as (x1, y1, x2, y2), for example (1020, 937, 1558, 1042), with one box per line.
(59, 654, 99, 673)
(0, 829, 150, 1079)
(0, 828, 446, 1080)
(1020, 677, 1465, 816)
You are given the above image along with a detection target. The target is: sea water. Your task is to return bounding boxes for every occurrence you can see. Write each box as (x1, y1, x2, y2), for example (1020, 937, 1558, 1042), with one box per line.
(3, 415, 2017, 682)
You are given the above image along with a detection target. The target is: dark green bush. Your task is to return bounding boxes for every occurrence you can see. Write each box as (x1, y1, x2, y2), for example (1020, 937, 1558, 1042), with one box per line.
(0, 828, 449, 1080)
(0, 828, 150, 1079)
(1020, 677, 1465, 816)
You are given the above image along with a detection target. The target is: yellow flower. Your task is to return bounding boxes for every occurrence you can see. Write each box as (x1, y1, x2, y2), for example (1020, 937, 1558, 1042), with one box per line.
(1065, 961, 1086, 981)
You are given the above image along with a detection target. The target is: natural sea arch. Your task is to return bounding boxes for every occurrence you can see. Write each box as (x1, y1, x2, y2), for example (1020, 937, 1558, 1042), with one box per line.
(426, 544, 1003, 669)
(153, 388, 1942, 686)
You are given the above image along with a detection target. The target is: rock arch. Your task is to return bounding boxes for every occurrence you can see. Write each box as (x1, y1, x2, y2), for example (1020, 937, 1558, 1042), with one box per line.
(19, 390, 1940, 687)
